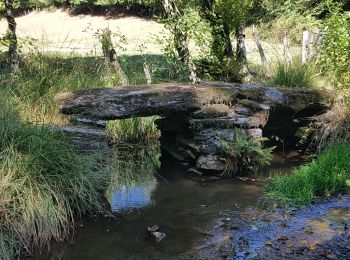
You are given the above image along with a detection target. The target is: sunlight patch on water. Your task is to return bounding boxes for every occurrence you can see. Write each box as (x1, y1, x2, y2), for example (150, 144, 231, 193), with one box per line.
(110, 179, 157, 212)
(105, 144, 160, 212)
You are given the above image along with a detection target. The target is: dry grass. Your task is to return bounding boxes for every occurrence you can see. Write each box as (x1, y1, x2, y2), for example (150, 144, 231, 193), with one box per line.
(311, 95, 350, 151)
(0, 10, 166, 55)
(0, 10, 301, 68)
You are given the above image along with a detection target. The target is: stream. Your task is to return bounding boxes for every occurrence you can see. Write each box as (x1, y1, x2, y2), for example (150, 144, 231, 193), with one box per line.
(31, 147, 350, 260)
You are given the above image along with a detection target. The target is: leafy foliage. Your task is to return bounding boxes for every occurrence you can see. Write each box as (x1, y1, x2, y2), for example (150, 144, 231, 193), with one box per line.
(219, 129, 275, 176)
(318, 8, 350, 88)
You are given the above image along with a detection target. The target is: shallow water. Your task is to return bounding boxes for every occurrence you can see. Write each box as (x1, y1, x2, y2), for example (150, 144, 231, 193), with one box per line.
(32, 149, 301, 260)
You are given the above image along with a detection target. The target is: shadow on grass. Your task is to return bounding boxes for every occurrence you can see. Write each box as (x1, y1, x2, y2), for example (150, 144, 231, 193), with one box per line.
(118, 54, 189, 85)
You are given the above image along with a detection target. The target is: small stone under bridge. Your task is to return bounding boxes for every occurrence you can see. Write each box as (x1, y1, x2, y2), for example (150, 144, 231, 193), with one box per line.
(55, 82, 331, 175)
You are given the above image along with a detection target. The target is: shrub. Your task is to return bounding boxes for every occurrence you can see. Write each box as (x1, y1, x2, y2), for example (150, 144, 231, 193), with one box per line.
(265, 143, 350, 205)
(220, 129, 275, 176)
(318, 8, 350, 89)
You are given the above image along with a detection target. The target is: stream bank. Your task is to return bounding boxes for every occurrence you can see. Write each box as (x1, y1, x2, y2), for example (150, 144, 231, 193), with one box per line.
(195, 194, 350, 260)
(27, 147, 350, 260)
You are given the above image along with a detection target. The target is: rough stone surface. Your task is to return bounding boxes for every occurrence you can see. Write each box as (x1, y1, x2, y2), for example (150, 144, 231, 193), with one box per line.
(55, 82, 331, 176)
(191, 104, 232, 119)
(56, 82, 329, 120)
(41, 125, 109, 153)
(196, 155, 226, 171)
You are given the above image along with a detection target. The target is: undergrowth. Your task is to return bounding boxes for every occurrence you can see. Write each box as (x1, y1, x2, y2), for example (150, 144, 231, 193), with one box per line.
(0, 51, 182, 142)
(0, 92, 107, 258)
(220, 129, 275, 176)
(265, 143, 350, 205)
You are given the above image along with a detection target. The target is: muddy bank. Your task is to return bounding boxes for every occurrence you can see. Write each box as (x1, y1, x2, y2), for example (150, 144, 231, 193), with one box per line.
(196, 195, 350, 260)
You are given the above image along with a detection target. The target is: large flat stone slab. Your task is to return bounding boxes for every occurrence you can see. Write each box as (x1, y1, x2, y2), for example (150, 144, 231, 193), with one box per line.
(55, 82, 329, 120)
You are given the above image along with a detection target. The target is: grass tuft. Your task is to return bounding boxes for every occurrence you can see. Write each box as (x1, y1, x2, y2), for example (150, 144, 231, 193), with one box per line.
(265, 143, 350, 205)
(268, 57, 319, 89)
(106, 117, 160, 144)
(0, 93, 107, 257)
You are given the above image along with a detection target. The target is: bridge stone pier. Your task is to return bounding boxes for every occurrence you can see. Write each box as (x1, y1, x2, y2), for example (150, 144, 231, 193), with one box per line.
(55, 82, 330, 175)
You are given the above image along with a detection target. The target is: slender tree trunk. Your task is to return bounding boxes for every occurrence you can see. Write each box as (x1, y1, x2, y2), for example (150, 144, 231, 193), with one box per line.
(143, 63, 152, 84)
(108, 49, 129, 86)
(235, 25, 253, 81)
(252, 25, 269, 73)
(223, 22, 233, 57)
(4, 0, 17, 65)
(162, 0, 199, 83)
(302, 30, 314, 64)
(235, 26, 247, 63)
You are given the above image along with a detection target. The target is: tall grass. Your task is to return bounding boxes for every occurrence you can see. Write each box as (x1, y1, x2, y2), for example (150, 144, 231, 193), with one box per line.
(1, 52, 119, 124)
(106, 117, 160, 144)
(0, 51, 183, 143)
(268, 57, 319, 89)
(0, 92, 107, 258)
(265, 143, 350, 205)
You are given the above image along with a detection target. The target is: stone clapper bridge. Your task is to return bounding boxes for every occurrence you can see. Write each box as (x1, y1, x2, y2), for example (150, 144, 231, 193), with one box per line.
(55, 82, 330, 175)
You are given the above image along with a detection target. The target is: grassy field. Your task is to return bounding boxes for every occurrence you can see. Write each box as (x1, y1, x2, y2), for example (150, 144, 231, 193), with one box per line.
(0, 10, 300, 67)
(0, 10, 166, 55)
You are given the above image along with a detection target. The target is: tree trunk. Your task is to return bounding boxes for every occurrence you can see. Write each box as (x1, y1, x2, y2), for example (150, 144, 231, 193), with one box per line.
(108, 49, 129, 86)
(200, 0, 233, 59)
(235, 26, 248, 63)
(302, 30, 313, 64)
(4, 0, 17, 64)
(235, 25, 253, 81)
(143, 63, 152, 84)
(162, 0, 199, 83)
(252, 25, 269, 73)
(223, 22, 233, 57)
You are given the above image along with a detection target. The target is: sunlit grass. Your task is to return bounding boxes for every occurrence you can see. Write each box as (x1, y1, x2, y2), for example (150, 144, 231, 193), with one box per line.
(0, 92, 107, 258)
(265, 143, 350, 205)
(267, 57, 320, 89)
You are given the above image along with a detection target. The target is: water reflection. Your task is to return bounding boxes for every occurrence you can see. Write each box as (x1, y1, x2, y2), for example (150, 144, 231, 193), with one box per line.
(106, 144, 160, 212)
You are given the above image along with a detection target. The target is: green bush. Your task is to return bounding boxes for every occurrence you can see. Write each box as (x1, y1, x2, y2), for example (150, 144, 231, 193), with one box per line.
(220, 129, 274, 176)
(318, 8, 350, 88)
(265, 143, 350, 205)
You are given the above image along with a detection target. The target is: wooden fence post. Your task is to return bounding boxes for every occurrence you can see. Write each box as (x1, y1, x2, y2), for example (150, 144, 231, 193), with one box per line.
(283, 33, 292, 68)
(252, 25, 269, 73)
(302, 30, 313, 64)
